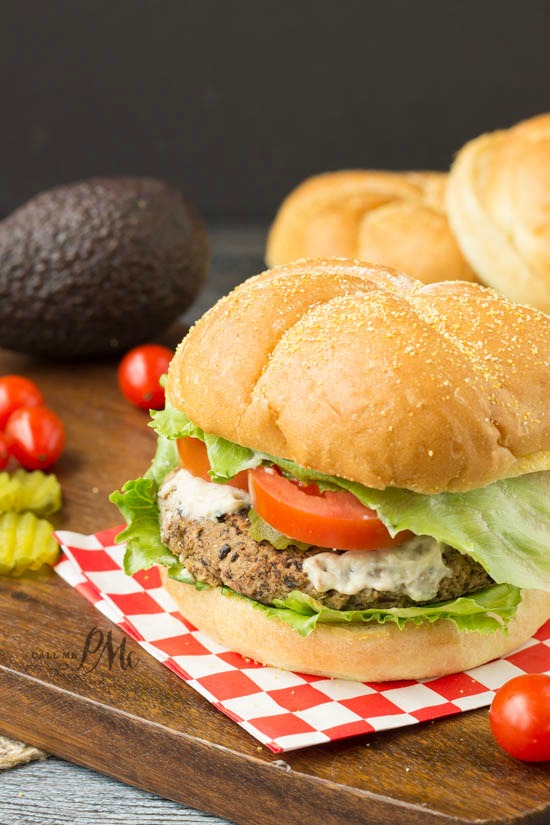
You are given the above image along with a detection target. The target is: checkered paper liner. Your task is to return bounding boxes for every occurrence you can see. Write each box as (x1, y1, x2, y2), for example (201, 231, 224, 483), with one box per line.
(54, 527, 550, 753)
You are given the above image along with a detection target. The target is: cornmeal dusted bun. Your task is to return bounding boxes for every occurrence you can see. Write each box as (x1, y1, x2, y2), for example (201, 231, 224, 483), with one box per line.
(161, 570, 550, 681)
(167, 259, 550, 495)
(266, 170, 476, 285)
(447, 113, 550, 312)
(138, 259, 550, 683)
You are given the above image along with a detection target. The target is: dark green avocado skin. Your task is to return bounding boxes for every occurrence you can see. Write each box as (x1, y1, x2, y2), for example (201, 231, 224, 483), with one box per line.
(0, 177, 209, 357)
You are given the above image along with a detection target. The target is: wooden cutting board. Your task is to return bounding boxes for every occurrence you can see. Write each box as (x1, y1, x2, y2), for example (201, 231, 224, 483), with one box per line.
(1, 345, 549, 825)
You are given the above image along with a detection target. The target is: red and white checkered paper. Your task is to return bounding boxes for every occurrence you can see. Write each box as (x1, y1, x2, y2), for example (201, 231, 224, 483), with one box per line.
(54, 526, 550, 753)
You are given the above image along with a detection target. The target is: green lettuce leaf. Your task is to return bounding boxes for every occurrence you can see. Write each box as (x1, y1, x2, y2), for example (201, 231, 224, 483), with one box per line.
(330, 473, 550, 594)
(275, 464, 550, 594)
(219, 582, 521, 637)
(110, 432, 525, 635)
(149, 402, 202, 439)
(113, 407, 550, 636)
(150, 404, 261, 482)
(202, 434, 260, 482)
(151, 409, 550, 594)
(109, 436, 180, 575)
(144, 433, 180, 485)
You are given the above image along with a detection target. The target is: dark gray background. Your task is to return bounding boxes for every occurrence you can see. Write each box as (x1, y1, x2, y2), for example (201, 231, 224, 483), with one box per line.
(1, 0, 549, 220)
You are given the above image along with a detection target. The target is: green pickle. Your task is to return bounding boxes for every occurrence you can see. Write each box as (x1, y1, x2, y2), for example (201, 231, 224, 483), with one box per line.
(0, 468, 62, 516)
(0, 511, 59, 575)
(0, 469, 63, 575)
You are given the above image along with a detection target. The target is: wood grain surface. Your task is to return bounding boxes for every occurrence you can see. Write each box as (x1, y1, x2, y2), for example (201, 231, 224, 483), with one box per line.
(0, 758, 224, 825)
(1, 233, 550, 824)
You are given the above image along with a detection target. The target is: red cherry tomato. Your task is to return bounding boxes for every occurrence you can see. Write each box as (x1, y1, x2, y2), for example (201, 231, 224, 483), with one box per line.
(0, 375, 44, 429)
(5, 406, 65, 470)
(489, 674, 550, 762)
(176, 436, 250, 491)
(118, 344, 173, 410)
(0, 432, 9, 469)
(249, 466, 412, 550)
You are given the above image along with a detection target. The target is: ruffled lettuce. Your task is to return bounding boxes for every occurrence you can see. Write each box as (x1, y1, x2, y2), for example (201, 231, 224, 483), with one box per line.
(109, 408, 550, 636)
(239, 583, 522, 637)
(110, 436, 180, 576)
(110, 448, 522, 637)
(149, 407, 550, 594)
(337, 477, 550, 594)
(150, 403, 260, 482)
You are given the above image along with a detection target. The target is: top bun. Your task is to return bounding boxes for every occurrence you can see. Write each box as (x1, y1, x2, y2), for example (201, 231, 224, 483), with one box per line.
(266, 170, 476, 285)
(167, 260, 550, 494)
(446, 113, 550, 312)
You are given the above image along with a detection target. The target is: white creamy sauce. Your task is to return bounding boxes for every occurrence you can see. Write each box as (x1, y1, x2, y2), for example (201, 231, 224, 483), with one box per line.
(158, 468, 250, 523)
(302, 537, 451, 601)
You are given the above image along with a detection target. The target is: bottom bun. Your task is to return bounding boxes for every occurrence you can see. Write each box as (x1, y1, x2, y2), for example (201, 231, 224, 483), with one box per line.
(160, 568, 550, 681)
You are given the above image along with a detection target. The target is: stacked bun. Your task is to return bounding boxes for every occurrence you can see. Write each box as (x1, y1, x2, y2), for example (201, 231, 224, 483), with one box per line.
(446, 114, 550, 312)
(267, 114, 550, 311)
(267, 171, 476, 285)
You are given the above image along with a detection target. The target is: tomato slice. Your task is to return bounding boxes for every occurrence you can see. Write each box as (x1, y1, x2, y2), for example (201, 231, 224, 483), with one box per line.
(176, 437, 249, 491)
(249, 466, 411, 551)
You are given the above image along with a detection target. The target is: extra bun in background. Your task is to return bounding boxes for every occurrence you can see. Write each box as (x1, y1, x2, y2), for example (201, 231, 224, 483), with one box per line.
(266, 171, 476, 285)
(168, 259, 550, 495)
(446, 113, 550, 313)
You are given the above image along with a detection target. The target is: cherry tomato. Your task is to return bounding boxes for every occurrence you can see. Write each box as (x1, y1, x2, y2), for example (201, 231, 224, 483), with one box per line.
(118, 344, 173, 410)
(0, 432, 9, 469)
(489, 674, 550, 762)
(176, 436, 249, 491)
(249, 466, 412, 550)
(0, 375, 44, 429)
(5, 406, 65, 470)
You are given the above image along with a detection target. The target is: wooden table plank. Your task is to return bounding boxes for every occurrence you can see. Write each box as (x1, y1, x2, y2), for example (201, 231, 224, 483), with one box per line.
(0, 758, 225, 825)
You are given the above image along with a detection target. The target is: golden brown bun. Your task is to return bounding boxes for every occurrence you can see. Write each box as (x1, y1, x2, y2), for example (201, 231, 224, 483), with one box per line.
(267, 170, 476, 285)
(446, 114, 550, 312)
(167, 260, 550, 493)
(161, 569, 550, 681)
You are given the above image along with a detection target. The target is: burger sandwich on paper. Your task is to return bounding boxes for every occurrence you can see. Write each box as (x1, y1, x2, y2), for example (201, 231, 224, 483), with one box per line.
(112, 260, 550, 681)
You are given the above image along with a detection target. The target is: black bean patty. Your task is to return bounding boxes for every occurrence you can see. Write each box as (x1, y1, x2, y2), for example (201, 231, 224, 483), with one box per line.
(160, 508, 493, 610)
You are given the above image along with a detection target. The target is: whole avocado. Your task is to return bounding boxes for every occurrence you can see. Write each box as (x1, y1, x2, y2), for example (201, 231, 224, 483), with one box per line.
(0, 177, 209, 357)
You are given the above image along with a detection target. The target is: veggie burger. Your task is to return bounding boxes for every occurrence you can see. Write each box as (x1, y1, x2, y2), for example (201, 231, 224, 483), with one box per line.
(112, 259, 550, 681)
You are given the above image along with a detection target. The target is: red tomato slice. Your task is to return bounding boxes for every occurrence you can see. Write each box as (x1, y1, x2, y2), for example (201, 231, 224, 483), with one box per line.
(249, 466, 411, 551)
(176, 437, 249, 491)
